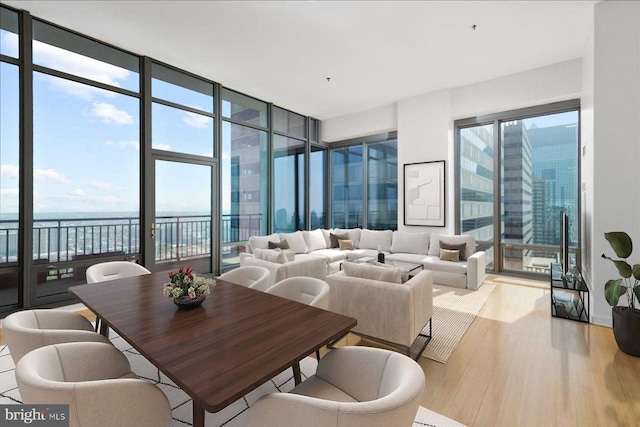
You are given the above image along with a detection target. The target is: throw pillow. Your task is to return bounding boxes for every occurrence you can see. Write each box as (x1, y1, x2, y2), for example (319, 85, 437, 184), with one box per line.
(283, 249, 295, 262)
(330, 232, 349, 248)
(280, 231, 308, 254)
(338, 239, 355, 250)
(439, 248, 460, 263)
(439, 241, 467, 261)
(303, 229, 327, 252)
(359, 229, 393, 252)
(390, 231, 430, 255)
(253, 248, 287, 264)
(268, 239, 290, 250)
(247, 234, 280, 253)
(342, 261, 402, 284)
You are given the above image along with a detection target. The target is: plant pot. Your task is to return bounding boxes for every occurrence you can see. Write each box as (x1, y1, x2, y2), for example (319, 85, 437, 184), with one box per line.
(173, 294, 206, 309)
(612, 306, 640, 357)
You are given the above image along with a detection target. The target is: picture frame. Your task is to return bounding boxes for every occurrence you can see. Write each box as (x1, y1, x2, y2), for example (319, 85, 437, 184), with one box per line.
(403, 160, 445, 227)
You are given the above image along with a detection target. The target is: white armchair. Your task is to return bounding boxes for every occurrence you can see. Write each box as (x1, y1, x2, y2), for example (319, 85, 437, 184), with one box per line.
(218, 265, 271, 291)
(246, 346, 425, 427)
(240, 252, 327, 287)
(3, 309, 111, 364)
(16, 342, 172, 427)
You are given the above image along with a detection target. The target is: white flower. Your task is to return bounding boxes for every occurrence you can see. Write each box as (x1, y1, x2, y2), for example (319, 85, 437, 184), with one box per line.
(188, 287, 196, 299)
(172, 287, 183, 298)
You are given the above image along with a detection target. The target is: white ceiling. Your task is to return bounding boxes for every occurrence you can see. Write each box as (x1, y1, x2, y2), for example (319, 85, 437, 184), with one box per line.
(4, 1, 596, 120)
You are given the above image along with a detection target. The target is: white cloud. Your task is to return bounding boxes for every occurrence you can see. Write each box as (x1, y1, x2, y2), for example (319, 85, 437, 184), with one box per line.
(88, 181, 112, 190)
(46, 189, 86, 201)
(183, 111, 211, 129)
(47, 77, 115, 102)
(33, 40, 130, 88)
(96, 196, 123, 204)
(34, 169, 71, 185)
(1, 164, 19, 178)
(105, 140, 139, 150)
(90, 102, 133, 125)
(154, 143, 171, 151)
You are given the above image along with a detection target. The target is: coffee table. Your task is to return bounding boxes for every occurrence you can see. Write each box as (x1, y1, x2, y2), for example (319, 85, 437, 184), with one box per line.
(69, 272, 356, 427)
(343, 257, 423, 282)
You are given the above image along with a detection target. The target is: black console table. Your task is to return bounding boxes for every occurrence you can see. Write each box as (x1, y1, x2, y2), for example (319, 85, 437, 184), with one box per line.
(550, 263, 589, 323)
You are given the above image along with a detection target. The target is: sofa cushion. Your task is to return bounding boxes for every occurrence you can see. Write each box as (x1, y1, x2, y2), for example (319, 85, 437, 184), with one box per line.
(280, 231, 308, 254)
(342, 261, 402, 284)
(253, 248, 287, 264)
(338, 239, 355, 250)
(423, 256, 468, 274)
(439, 241, 467, 261)
(385, 253, 429, 264)
(310, 249, 348, 263)
(390, 231, 429, 255)
(428, 234, 475, 260)
(268, 240, 290, 250)
(359, 229, 393, 252)
(345, 249, 379, 260)
(303, 229, 327, 252)
(439, 248, 460, 262)
(329, 232, 349, 248)
(247, 234, 280, 253)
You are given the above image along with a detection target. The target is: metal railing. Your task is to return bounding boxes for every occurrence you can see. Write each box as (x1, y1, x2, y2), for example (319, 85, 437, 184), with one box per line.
(0, 213, 263, 266)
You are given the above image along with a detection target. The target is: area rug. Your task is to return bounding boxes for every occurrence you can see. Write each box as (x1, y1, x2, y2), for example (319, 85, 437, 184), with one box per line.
(421, 282, 496, 364)
(0, 337, 465, 427)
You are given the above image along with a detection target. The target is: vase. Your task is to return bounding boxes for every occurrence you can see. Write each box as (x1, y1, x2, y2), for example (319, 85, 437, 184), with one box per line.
(612, 306, 640, 357)
(173, 294, 206, 309)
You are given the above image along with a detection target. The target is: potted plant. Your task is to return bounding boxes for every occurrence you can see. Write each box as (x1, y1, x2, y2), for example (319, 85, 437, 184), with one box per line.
(601, 231, 640, 356)
(162, 266, 215, 309)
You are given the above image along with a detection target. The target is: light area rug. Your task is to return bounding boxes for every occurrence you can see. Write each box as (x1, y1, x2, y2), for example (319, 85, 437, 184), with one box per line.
(0, 337, 465, 427)
(421, 282, 496, 364)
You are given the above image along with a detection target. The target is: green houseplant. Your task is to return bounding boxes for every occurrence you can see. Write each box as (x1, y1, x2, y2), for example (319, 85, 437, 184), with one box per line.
(601, 231, 640, 356)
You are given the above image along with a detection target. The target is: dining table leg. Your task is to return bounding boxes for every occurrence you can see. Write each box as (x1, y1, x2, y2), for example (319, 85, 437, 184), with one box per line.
(292, 361, 302, 385)
(193, 401, 205, 427)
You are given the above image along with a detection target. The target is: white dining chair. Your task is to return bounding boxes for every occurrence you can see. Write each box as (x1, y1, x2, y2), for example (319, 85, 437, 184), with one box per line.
(16, 341, 172, 427)
(246, 346, 425, 427)
(217, 265, 271, 292)
(85, 261, 151, 334)
(3, 309, 111, 364)
(265, 276, 330, 360)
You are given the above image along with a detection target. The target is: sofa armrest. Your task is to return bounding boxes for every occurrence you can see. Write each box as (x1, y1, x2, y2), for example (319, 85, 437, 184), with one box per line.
(466, 251, 486, 290)
(325, 270, 432, 348)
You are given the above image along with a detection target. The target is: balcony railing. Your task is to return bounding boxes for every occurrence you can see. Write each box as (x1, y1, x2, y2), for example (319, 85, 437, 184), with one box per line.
(0, 213, 262, 266)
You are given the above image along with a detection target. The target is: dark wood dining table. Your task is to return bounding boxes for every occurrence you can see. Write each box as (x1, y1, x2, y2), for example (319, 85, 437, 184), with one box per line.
(69, 272, 356, 427)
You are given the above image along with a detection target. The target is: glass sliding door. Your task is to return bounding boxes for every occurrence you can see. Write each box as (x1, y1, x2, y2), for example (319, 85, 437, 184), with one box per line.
(331, 146, 363, 229)
(273, 135, 305, 233)
(500, 111, 579, 273)
(456, 102, 580, 276)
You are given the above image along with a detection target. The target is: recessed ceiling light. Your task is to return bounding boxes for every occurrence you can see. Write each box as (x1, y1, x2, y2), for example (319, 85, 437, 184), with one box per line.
(471, 24, 477, 30)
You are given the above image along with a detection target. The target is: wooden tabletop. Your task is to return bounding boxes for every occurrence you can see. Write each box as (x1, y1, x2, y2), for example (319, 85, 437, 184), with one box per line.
(69, 272, 356, 414)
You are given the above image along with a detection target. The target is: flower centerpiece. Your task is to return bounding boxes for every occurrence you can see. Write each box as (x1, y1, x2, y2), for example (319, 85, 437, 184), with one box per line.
(162, 266, 215, 309)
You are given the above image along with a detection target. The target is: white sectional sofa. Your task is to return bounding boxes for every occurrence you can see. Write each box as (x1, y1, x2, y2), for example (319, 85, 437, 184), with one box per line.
(240, 228, 485, 290)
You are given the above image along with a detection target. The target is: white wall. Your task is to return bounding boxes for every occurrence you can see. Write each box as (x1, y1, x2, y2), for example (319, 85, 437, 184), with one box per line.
(321, 103, 397, 143)
(590, 0, 640, 327)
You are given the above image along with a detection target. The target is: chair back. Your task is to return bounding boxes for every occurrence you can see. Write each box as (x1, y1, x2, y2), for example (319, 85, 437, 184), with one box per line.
(3, 309, 109, 363)
(265, 276, 329, 309)
(86, 261, 151, 284)
(16, 342, 171, 427)
(218, 266, 271, 291)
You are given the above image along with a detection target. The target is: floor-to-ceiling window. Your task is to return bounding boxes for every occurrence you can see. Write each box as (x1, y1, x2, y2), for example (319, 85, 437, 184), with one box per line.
(456, 100, 580, 276)
(330, 133, 398, 230)
(220, 89, 269, 271)
(31, 19, 141, 302)
(0, 4, 324, 312)
(0, 7, 20, 309)
(273, 107, 306, 233)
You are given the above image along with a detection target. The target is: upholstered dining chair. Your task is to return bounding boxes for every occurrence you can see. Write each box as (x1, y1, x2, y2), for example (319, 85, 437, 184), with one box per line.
(85, 261, 151, 284)
(85, 261, 151, 333)
(3, 309, 111, 364)
(246, 346, 425, 427)
(16, 341, 172, 427)
(265, 276, 330, 360)
(217, 265, 271, 292)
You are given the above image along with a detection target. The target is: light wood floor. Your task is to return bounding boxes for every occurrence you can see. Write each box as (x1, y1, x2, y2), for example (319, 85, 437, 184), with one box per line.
(3, 276, 639, 426)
